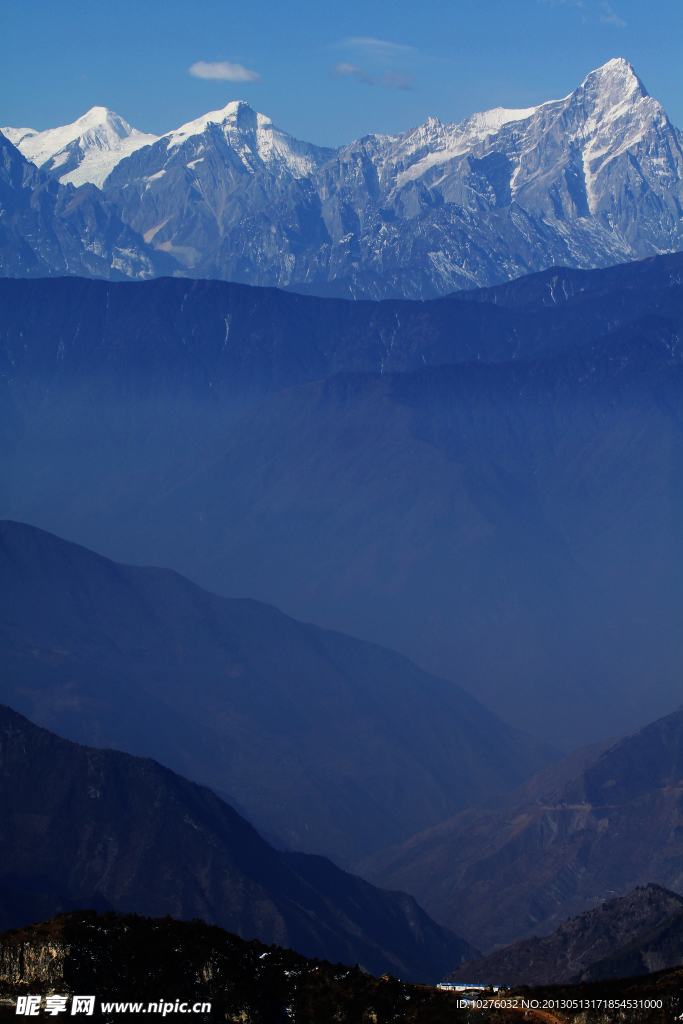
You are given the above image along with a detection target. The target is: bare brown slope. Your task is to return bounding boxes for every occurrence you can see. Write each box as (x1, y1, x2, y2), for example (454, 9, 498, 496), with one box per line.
(361, 710, 683, 952)
(445, 885, 683, 986)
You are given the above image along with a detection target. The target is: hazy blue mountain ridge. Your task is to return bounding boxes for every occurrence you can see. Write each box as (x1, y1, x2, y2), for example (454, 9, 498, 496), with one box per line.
(0, 520, 557, 865)
(444, 885, 683, 986)
(3, 259, 683, 747)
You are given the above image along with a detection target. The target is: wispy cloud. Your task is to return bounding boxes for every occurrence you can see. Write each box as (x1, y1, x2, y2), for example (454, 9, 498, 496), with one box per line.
(343, 37, 415, 62)
(599, 1, 626, 26)
(330, 62, 375, 85)
(538, 0, 625, 22)
(330, 63, 414, 90)
(330, 36, 416, 90)
(381, 69, 415, 90)
(189, 61, 261, 83)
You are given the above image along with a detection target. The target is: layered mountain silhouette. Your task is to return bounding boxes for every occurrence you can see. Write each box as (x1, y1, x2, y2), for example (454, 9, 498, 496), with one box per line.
(362, 709, 683, 953)
(0, 704, 478, 983)
(0, 520, 555, 865)
(4, 257, 683, 745)
(4, 60, 683, 296)
(445, 885, 683, 987)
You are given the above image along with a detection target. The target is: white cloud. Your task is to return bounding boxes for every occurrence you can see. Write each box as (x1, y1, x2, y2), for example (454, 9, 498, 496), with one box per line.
(189, 61, 261, 82)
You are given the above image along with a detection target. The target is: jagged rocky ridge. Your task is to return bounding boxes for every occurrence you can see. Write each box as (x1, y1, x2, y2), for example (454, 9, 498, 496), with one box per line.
(5, 58, 683, 296)
(0, 703, 478, 982)
(0, 132, 169, 280)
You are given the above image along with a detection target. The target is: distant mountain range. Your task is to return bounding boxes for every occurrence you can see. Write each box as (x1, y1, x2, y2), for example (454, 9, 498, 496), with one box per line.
(3, 58, 683, 296)
(0, 703, 476, 983)
(362, 707, 683, 952)
(4, 256, 683, 746)
(0, 520, 556, 866)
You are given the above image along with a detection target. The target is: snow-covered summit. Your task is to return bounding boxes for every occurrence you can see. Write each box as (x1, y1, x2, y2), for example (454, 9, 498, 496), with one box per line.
(162, 100, 333, 178)
(164, 101, 246, 148)
(392, 102, 537, 186)
(3, 107, 158, 188)
(581, 57, 648, 105)
(1, 126, 39, 147)
(467, 105, 537, 133)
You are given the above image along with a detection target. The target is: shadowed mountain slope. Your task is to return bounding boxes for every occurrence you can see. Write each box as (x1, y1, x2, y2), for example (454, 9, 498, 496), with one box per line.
(362, 709, 683, 953)
(0, 704, 477, 983)
(579, 909, 683, 983)
(0, 520, 556, 865)
(3, 252, 683, 398)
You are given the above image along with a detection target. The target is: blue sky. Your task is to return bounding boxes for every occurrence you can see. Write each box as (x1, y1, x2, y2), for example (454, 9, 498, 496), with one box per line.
(2, 0, 682, 146)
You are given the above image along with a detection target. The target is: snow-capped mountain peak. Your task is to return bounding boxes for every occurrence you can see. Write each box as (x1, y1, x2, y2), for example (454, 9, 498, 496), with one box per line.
(3, 106, 159, 188)
(581, 57, 648, 106)
(3, 58, 682, 298)
(164, 100, 246, 148)
(467, 105, 537, 133)
(163, 99, 333, 178)
(1, 125, 39, 147)
(392, 102, 537, 186)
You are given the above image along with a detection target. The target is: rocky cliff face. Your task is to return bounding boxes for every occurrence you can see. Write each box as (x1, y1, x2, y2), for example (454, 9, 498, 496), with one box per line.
(0, 132, 168, 281)
(0, 931, 69, 991)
